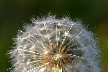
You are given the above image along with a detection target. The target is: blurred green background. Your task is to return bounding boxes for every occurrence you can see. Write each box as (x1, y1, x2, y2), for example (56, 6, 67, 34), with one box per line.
(0, 0, 108, 72)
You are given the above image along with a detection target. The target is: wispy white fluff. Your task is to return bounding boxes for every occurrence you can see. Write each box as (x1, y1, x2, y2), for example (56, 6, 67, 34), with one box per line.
(9, 15, 102, 72)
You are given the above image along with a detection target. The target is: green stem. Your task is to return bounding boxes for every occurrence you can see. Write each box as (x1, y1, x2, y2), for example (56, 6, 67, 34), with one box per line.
(52, 67, 67, 72)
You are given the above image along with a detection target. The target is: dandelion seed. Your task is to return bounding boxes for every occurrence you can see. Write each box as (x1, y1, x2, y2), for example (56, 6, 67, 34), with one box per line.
(8, 15, 102, 72)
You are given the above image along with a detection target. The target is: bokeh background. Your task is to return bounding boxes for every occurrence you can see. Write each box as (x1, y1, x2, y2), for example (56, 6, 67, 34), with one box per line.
(0, 0, 108, 72)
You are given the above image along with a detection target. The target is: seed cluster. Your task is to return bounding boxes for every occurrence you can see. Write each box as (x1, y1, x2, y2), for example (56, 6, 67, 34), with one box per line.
(8, 16, 102, 72)
(42, 43, 74, 69)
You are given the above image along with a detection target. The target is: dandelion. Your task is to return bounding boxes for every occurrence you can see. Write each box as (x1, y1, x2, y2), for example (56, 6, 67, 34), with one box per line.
(9, 15, 102, 72)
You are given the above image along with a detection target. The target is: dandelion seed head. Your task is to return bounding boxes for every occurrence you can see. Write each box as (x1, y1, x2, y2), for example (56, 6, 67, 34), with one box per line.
(9, 15, 102, 72)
